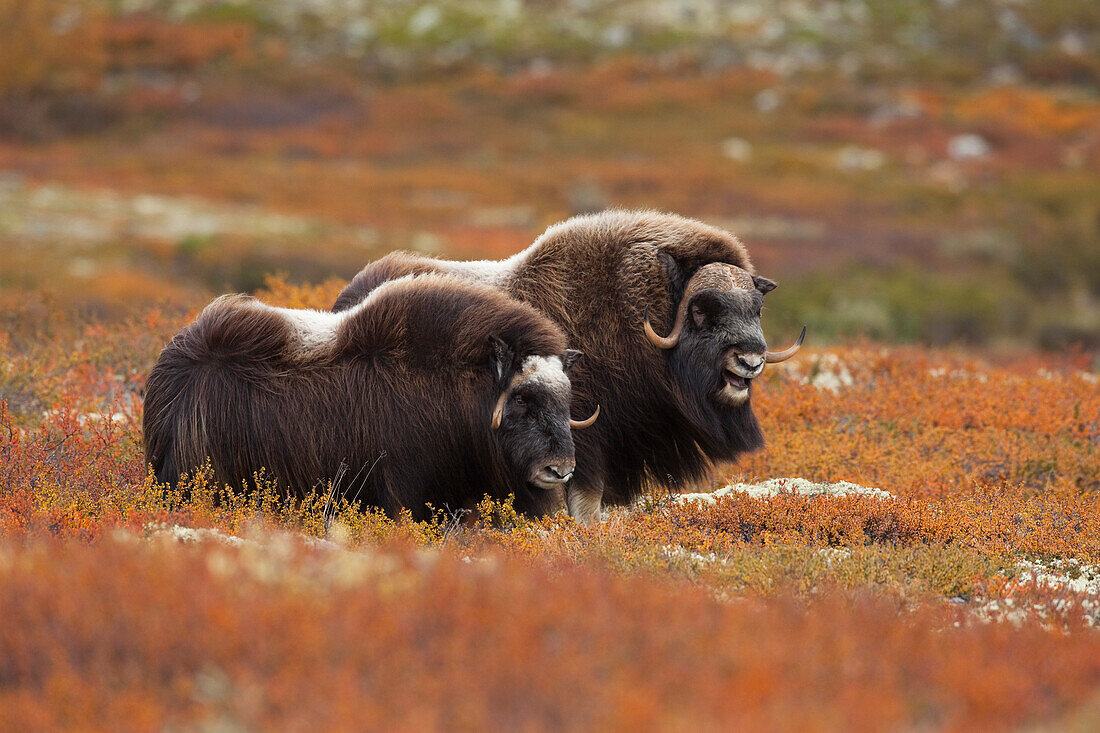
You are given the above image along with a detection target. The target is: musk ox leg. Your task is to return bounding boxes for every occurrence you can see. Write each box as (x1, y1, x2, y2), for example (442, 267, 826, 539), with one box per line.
(565, 483, 605, 527)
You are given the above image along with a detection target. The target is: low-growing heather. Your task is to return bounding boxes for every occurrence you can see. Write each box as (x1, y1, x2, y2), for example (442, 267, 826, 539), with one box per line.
(2, 537, 1100, 731)
(1, 281, 1098, 729)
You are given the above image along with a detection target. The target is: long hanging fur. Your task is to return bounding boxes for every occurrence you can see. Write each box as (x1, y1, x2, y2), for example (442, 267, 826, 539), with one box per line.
(143, 275, 570, 520)
(332, 210, 766, 512)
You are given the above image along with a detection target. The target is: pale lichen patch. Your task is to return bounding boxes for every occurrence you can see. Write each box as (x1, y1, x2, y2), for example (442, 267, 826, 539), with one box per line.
(676, 477, 894, 504)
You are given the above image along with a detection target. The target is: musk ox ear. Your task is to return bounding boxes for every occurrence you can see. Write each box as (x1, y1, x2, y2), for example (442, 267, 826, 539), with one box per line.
(489, 335, 515, 383)
(561, 349, 584, 372)
(658, 251, 685, 297)
(753, 276, 777, 294)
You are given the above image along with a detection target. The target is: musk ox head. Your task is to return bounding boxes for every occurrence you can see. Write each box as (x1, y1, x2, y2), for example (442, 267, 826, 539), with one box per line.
(488, 338, 599, 491)
(643, 263, 805, 407)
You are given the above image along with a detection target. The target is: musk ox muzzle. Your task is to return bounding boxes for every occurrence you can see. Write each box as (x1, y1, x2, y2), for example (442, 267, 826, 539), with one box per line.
(531, 458, 577, 489)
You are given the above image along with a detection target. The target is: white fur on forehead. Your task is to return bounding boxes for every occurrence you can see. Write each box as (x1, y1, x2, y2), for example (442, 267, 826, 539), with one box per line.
(515, 355, 571, 398)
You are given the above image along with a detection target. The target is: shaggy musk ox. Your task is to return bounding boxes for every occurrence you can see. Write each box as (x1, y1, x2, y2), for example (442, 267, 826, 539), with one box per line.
(332, 210, 803, 525)
(143, 274, 599, 520)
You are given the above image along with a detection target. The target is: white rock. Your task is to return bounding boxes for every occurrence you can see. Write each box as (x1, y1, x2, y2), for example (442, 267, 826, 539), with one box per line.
(663, 545, 720, 565)
(754, 89, 781, 113)
(720, 137, 753, 163)
(782, 352, 855, 392)
(1059, 31, 1087, 57)
(677, 477, 894, 504)
(835, 145, 885, 171)
(407, 5, 442, 36)
(948, 134, 991, 161)
(601, 24, 631, 48)
(67, 258, 98, 278)
(345, 18, 375, 44)
(972, 559, 1100, 627)
(1015, 559, 1100, 597)
(149, 524, 250, 547)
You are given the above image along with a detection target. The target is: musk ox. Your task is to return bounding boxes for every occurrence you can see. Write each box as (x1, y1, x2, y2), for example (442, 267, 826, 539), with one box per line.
(143, 274, 599, 520)
(332, 210, 803, 525)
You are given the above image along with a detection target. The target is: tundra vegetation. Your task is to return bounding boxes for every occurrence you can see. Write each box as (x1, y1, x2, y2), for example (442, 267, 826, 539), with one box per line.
(1, 1, 1099, 729)
(3, 277, 1098, 729)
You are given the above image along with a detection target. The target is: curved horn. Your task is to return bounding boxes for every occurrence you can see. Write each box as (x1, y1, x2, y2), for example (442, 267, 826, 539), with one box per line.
(765, 326, 806, 363)
(569, 404, 600, 430)
(643, 305, 686, 350)
(490, 390, 508, 430)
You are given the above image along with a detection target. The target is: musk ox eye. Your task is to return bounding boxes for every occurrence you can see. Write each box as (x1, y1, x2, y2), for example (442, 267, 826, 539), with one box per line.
(691, 305, 707, 327)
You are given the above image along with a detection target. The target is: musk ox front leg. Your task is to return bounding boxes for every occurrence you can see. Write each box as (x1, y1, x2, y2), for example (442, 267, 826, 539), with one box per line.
(565, 482, 605, 526)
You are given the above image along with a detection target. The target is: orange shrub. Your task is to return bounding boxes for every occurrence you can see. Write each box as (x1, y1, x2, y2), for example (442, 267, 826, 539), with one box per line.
(252, 274, 348, 311)
(743, 348, 1100, 497)
(2, 298, 1099, 729)
(0, 0, 106, 96)
(99, 14, 252, 71)
(1, 537, 1100, 731)
(954, 88, 1100, 137)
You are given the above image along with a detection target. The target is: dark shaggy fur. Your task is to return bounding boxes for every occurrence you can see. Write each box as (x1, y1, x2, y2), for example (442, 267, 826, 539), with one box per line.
(144, 275, 579, 520)
(332, 210, 774, 523)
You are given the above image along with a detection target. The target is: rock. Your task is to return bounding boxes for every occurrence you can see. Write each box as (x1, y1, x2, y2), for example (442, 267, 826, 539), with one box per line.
(754, 89, 781, 113)
(948, 134, 991, 161)
(601, 24, 631, 48)
(407, 6, 442, 36)
(780, 352, 856, 392)
(720, 137, 753, 163)
(677, 477, 894, 505)
(835, 145, 885, 171)
(1058, 30, 1088, 57)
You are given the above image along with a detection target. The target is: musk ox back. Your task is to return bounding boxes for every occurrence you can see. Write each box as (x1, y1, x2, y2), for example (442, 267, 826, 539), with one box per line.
(143, 274, 597, 520)
(332, 210, 802, 525)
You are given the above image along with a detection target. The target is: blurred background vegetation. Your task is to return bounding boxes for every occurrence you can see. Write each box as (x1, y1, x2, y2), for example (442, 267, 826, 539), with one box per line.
(1, 0, 1098, 350)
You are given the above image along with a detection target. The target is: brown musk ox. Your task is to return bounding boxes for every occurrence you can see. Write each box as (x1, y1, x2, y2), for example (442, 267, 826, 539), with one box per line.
(142, 274, 599, 520)
(331, 210, 803, 525)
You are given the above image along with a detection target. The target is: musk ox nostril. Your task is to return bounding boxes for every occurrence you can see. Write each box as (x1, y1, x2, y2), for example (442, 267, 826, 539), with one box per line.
(737, 354, 764, 371)
(535, 460, 575, 486)
(548, 463, 575, 480)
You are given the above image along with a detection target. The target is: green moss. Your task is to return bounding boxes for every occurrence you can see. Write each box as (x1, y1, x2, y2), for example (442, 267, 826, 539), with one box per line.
(664, 543, 1012, 599)
(764, 266, 1036, 345)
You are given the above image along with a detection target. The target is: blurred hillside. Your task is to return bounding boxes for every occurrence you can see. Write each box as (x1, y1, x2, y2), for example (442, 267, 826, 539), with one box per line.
(1, 0, 1098, 348)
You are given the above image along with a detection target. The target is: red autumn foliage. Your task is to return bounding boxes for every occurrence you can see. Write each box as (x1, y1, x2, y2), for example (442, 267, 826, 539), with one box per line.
(1, 5, 1098, 724)
(1, 280, 1098, 728)
(1, 538, 1099, 731)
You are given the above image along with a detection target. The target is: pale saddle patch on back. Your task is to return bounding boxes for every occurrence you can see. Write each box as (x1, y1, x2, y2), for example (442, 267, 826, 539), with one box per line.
(269, 307, 345, 355)
(259, 274, 427, 358)
(428, 248, 533, 288)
